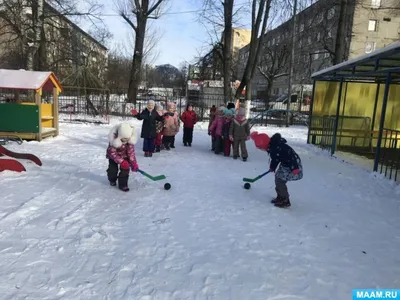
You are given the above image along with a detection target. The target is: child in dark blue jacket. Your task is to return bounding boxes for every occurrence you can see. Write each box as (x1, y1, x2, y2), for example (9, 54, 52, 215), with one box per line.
(251, 132, 303, 208)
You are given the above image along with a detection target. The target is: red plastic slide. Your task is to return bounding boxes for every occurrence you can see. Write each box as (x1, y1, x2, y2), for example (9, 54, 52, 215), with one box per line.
(0, 158, 26, 172)
(0, 145, 42, 166)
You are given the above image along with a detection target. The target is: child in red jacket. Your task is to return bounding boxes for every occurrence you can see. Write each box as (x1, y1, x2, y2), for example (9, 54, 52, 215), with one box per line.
(106, 123, 139, 192)
(180, 104, 198, 146)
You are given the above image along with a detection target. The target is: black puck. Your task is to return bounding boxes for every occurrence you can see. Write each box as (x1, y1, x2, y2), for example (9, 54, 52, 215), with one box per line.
(164, 183, 171, 190)
(244, 183, 251, 190)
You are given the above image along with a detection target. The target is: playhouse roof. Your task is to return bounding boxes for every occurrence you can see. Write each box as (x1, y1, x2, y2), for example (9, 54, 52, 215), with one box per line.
(0, 69, 63, 93)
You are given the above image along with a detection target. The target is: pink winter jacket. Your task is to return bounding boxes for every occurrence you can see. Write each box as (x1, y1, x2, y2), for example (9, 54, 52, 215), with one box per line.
(106, 125, 138, 165)
(209, 116, 224, 137)
(163, 112, 180, 136)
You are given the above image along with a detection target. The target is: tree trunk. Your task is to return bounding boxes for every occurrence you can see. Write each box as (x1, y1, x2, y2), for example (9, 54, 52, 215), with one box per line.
(333, 0, 347, 65)
(38, 25, 47, 71)
(265, 78, 273, 104)
(234, 0, 271, 100)
(26, 0, 44, 70)
(223, 0, 234, 104)
(128, 17, 147, 104)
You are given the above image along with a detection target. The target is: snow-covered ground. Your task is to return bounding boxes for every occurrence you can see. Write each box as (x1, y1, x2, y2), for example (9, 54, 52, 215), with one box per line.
(0, 119, 399, 300)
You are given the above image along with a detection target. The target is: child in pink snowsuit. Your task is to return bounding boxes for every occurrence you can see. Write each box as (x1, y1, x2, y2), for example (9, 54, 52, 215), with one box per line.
(208, 106, 225, 154)
(106, 122, 139, 192)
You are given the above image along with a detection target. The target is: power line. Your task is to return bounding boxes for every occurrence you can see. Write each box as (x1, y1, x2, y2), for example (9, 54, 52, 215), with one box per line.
(81, 1, 251, 17)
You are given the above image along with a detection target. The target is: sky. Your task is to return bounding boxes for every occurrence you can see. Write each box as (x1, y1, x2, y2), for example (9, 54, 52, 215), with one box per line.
(78, 0, 252, 68)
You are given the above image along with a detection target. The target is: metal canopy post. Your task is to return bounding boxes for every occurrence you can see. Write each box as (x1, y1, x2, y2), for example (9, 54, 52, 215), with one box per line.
(373, 72, 392, 171)
(307, 79, 317, 144)
(370, 82, 380, 148)
(331, 78, 344, 156)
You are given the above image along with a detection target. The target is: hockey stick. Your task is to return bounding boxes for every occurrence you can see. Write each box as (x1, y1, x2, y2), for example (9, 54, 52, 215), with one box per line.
(128, 161, 166, 181)
(137, 169, 166, 181)
(243, 171, 271, 183)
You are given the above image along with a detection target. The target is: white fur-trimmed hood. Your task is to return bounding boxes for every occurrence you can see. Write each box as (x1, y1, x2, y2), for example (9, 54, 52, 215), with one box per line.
(108, 123, 138, 148)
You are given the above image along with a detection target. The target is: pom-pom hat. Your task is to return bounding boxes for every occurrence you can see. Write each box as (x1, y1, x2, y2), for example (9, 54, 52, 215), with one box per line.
(251, 131, 271, 150)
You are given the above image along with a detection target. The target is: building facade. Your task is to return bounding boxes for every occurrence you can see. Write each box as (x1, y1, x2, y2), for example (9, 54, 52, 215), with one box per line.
(0, 1, 108, 86)
(237, 0, 400, 100)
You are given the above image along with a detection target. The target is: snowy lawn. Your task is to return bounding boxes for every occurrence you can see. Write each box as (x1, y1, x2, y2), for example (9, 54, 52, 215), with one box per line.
(0, 119, 399, 300)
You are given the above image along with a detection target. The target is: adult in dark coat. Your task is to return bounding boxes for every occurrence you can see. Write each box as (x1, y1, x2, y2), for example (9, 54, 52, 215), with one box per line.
(133, 100, 164, 157)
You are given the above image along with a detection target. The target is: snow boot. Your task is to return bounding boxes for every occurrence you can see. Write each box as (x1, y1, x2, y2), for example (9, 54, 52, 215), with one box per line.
(120, 186, 129, 192)
(110, 181, 116, 187)
(144, 152, 149, 157)
(233, 156, 238, 160)
(155, 146, 161, 152)
(149, 152, 153, 157)
(271, 195, 281, 204)
(188, 143, 192, 147)
(184, 142, 188, 146)
(274, 197, 291, 208)
(242, 157, 247, 162)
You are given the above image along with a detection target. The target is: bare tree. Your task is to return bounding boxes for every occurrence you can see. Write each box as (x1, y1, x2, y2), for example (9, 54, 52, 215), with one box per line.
(122, 24, 162, 66)
(235, 0, 273, 100)
(198, 0, 250, 102)
(257, 43, 290, 103)
(117, 0, 168, 104)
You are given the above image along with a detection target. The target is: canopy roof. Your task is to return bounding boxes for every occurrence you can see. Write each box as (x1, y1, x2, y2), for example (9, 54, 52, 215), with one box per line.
(311, 41, 400, 83)
(0, 69, 63, 93)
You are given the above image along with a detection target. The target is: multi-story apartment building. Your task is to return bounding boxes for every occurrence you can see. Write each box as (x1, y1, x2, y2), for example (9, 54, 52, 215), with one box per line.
(0, 1, 108, 86)
(237, 0, 400, 100)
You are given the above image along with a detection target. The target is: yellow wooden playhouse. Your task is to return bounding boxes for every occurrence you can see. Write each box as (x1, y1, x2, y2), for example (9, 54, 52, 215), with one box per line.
(0, 69, 63, 141)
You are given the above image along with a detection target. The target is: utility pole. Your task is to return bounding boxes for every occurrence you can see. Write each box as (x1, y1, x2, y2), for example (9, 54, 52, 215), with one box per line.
(286, 0, 297, 127)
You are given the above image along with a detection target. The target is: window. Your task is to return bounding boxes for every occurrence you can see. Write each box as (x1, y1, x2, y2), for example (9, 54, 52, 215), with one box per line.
(324, 52, 330, 58)
(300, 23, 304, 32)
(317, 32, 321, 41)
(365, 41, 376, 53)
(327, 8, 335, 20)
(308, 37, 312, 44)
(368, 20, 377, 31)
(314, 53, 319, 60)
(371, 0, 381, 8)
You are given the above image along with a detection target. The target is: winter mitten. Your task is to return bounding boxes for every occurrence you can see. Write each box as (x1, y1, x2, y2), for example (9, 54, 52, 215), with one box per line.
(131, 109, 138, 116)
(229, 135, 234, 141)
(130, 161, 139, 172)
(292, 169, 300, 175)
(269, 168, 275, 173)
(120, 160, 130, 170)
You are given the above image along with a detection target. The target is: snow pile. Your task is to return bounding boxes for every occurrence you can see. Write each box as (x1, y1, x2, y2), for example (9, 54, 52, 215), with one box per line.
(0, 121, 399, 299)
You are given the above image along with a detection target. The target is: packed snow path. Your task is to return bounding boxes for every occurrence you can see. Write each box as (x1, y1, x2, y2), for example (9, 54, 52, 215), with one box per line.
(0, 119, 399, 300)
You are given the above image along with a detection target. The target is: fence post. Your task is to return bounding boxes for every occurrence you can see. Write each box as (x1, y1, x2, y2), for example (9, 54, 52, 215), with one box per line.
(373, 72, 392, 172)
(331, 78, 344, 156)
(307, 80, 316, 144)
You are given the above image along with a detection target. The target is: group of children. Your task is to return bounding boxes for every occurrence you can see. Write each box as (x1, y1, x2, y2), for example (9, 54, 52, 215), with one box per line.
(129, 100, 198, 156)
(208, 103, 250, 161)
(105, 100, 303, 208)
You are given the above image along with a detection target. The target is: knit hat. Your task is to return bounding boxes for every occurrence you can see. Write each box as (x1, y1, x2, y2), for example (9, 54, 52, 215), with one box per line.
(237, 107, 246, 116)
(224, 108, 234, 117)
(108, 122, 137, 148)
(168, 102, 176, 110)
(148, 100, 155, 106)
(251, 131, 270, 150)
